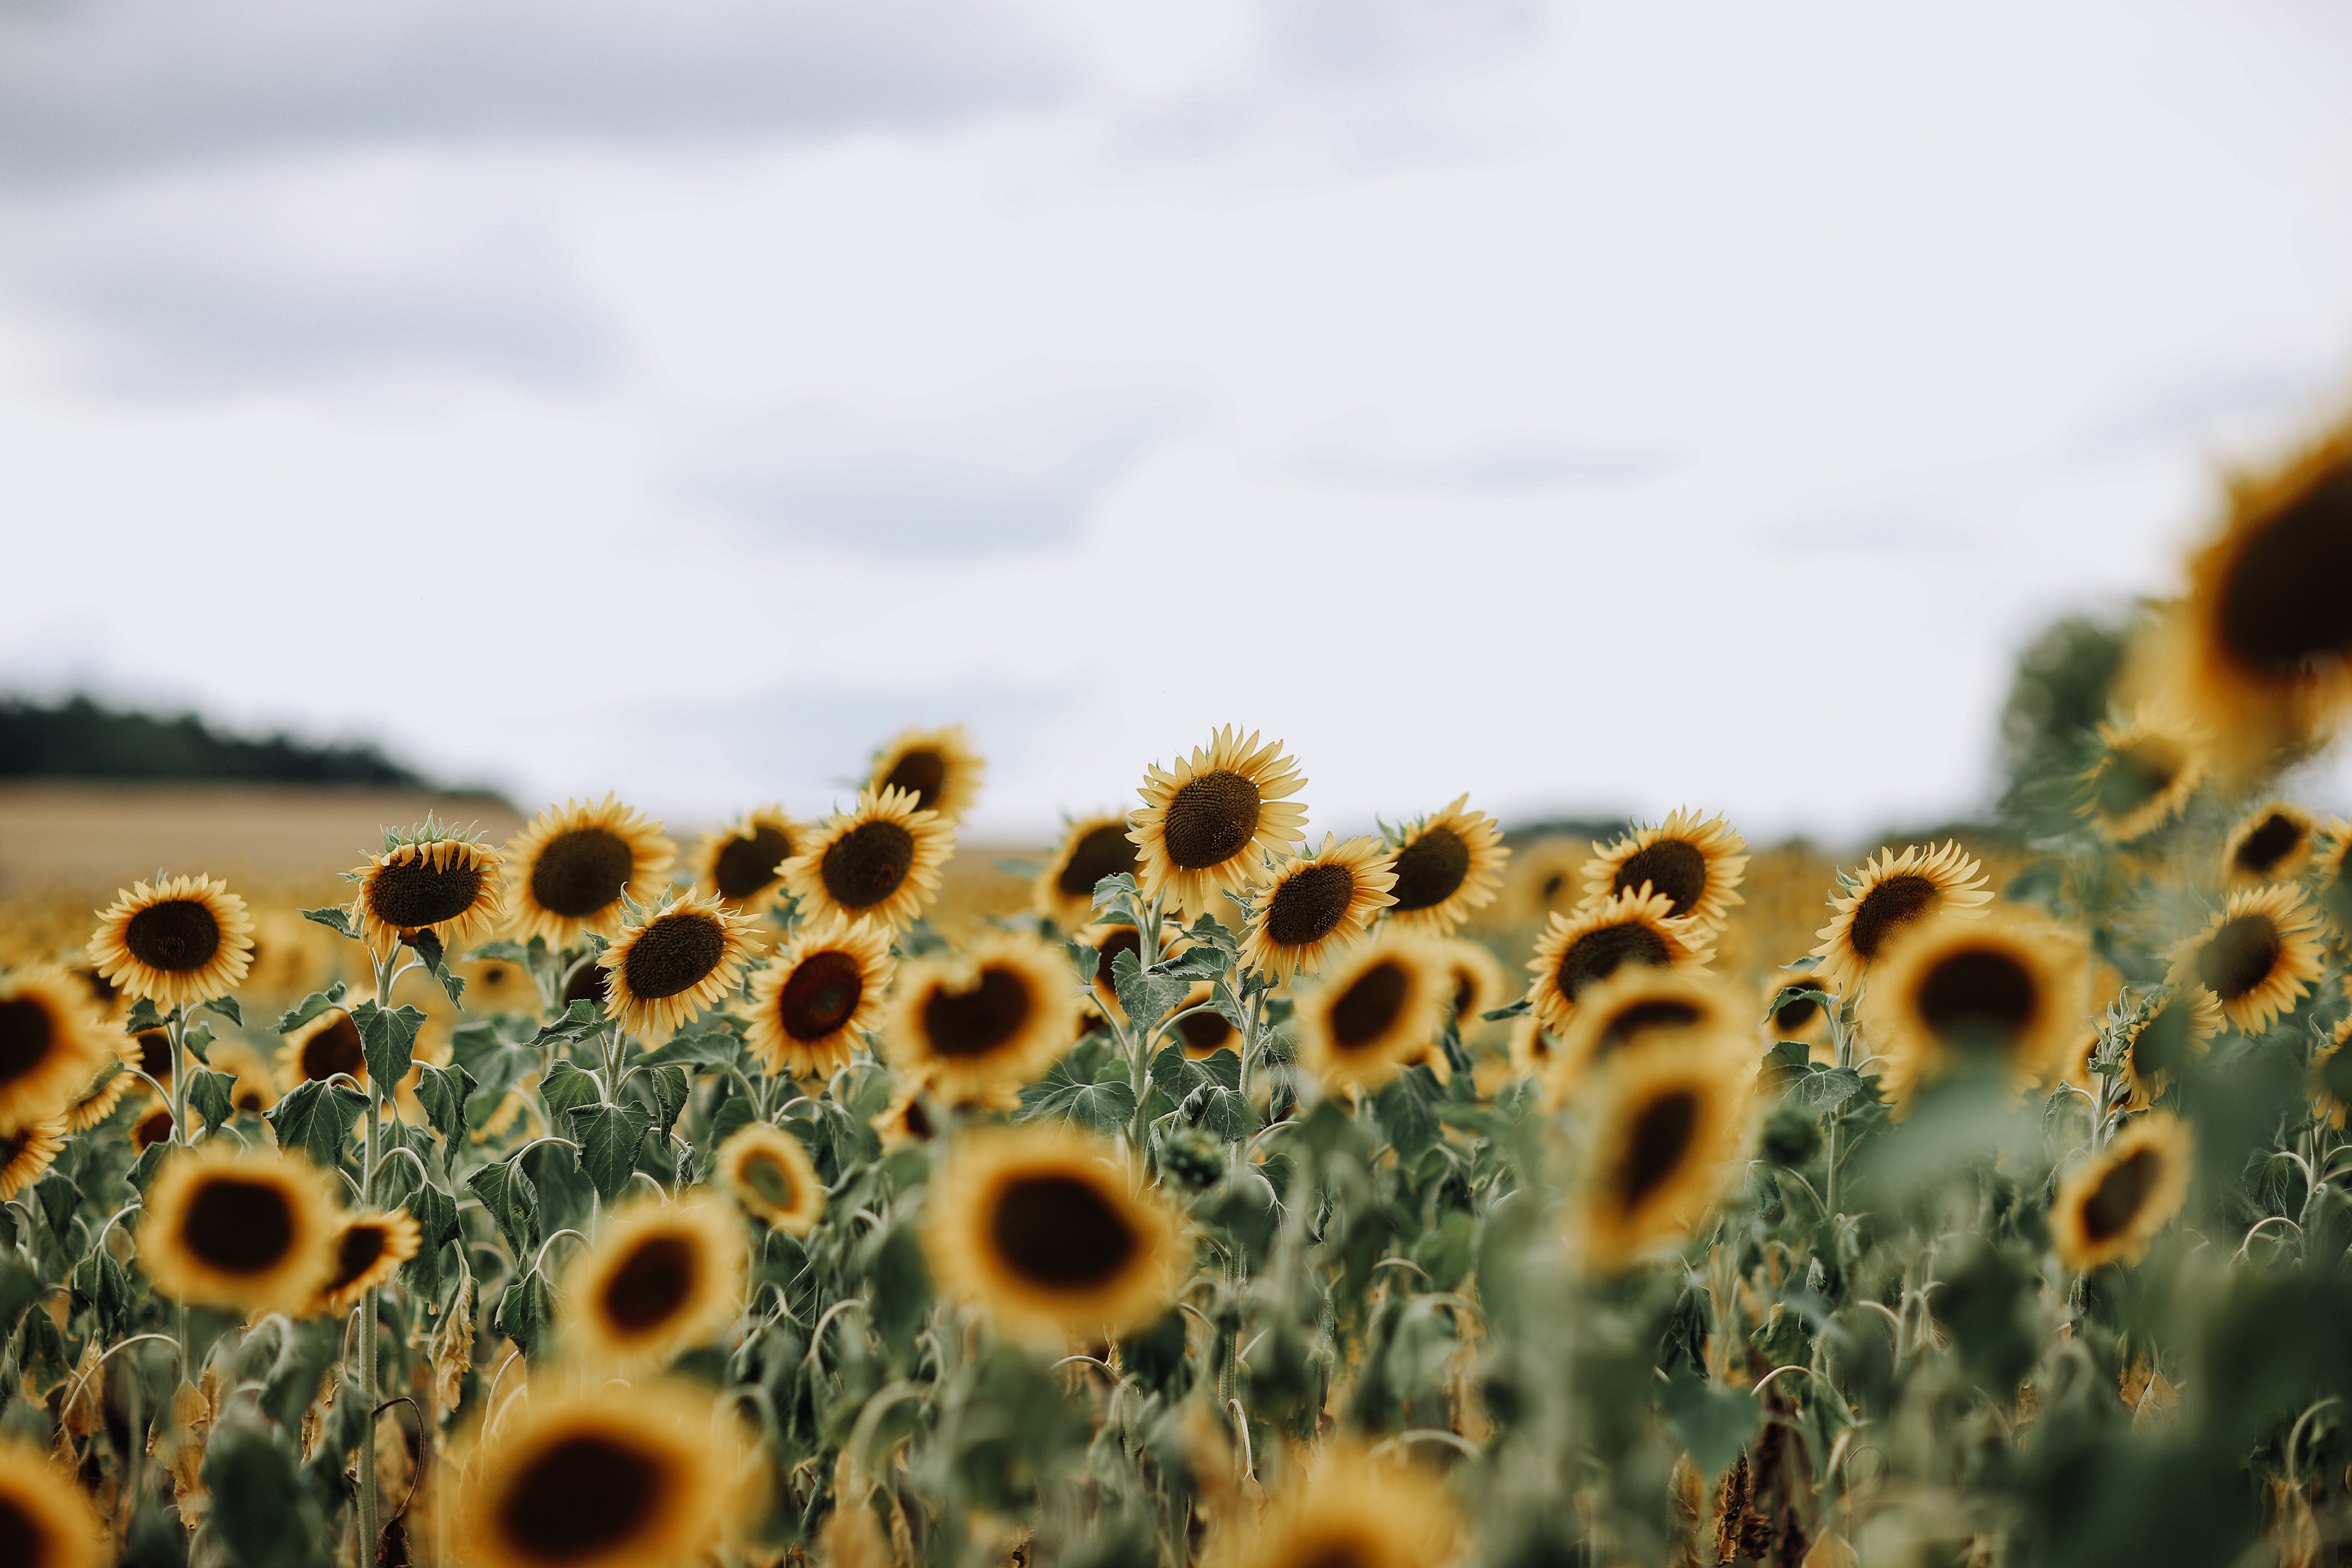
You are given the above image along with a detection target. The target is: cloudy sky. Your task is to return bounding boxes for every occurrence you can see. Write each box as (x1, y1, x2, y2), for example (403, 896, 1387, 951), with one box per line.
(5, 0, 2352, 841)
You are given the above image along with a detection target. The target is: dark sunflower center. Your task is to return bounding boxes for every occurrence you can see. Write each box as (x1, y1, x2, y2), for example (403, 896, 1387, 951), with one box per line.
(820, 820, 916, 911)
(742, 1150, 797, 1210)
(1263, 863, 1359, 948)
(0, 997, 57, 1086)
(136, 1108, 175, 1150)
(328, 1225, 391, 1294)
(991, 1173, 1136, 1288)
(1389, 827, 1471, 912)
(1161, 771, 1261, 871)
(712, 824, 794, 902)
(2214, 464, 2352, 676)
(779, 949, 865, 1040)
(2080, 1147, 2162, 1243)
(1539, 872, 1569, 908)
(2094, 741, 2180, 820)
(184, 1177, 296, 1274)
(620, 913, 727, 1001)
(1292, 1537, 1378, 1568)
(1329, 960, 1410, 1051)
(1621, 1089, 1699, 1207)
(497, 1434, 664, 1564)
(1611, 839, 1709, 917)
(562, 963, 609, 1009)
(235, 1086, 265, 1113)
(300, 1015, 365, 1082)
(367, 853, 486, 930)
(1450, 972, 1476, 1023)
(1056, 824, 1138, 901)
(921, 967, 1033, 1058)
(2198, 913, 2282, 1001)
(1773, 991, 1822, 1034)
(75, 966, 119, 1009)
(1177, 1007, 1235, 1055)
(1599, 998, 1702, 1055)
(901, 1097, 935, 1140)
(529, 828, 636, 920)
(1847, 874, 1939, 962)
(1917, 950, 2038, 1054)
(137, 1028, 174, 1083)
(1091, 928, 1142, 996)
(601, 1234, 698, 1332)
(0, 1495, 40, 1568)
(2233, 813, 2305, 876)
(880, 748, 948, 811)
(124, 899, 222, 973)
(2131, 998, 2196, 1084)
(1555, 922, 1671, 1002)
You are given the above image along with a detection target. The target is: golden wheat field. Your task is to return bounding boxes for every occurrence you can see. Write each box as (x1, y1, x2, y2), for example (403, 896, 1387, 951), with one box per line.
(7, 422, 2352, 1568)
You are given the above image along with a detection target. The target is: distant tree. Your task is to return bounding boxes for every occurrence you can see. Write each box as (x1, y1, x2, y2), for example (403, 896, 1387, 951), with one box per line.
(0, 693, 427, 787)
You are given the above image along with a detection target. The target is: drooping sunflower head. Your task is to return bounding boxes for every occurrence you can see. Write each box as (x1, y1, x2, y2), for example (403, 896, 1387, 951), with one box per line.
(352, 825, 506, 955)
(1380, 796, 1510, 936)
(1294, 932, 1452, 1094)
(1766, 972, 1838, 1046)
(2166, 881, 2325, 1034)
(925, 1124, 1187, 1340)
(743, 916, 894, 1081)
(1130, 727, 1308, 918)
(1582, 809, 1749, 933)
(867, 724, 986, 823)
(0, 1122, 64, 1201)
(136, 1145, 339, 1315)
(1033, 813, 1143, 930)
(1552, 968, 1747, 1096)
(506, 796, 676, 948)
(596, 893, 764, 1046)
(0, 1438, 104, 1568)
(1578, 1048, 1753, 1271)
(884, 934, 1081, 1103)
(2222, 801, 2317, 887)
(1239, 834, 1397, 982)
(1863, 909, 2090, 1108)
(1216, 1446, 1457, 1568)
(2311, 1016, 2352, 1128)
(277, 1007, 368, 1092)
(2119, 985, 2222, 1108)
(316, 1208, 422, 1315)
(2078, 708, 2205, 843)
(61, 1054, 129, 1135)
(692, 808, 804, 911)
(87, 874, 255, 1010)
(455, 1383, 736, 1568)
(562, 1194, 745, 1370)
(779, 787, 955, 934)
(2050, 1112, 2194, 1271)
(1810, 841, 1994, 991)
(1525, 886, 1713, 1037)
(716, 1122, 826, 1235)
(0, 969, 116, 1133)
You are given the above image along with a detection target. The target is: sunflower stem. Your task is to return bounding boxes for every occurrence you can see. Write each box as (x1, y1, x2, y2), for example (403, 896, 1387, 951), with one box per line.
(358, 948, 390, 1568)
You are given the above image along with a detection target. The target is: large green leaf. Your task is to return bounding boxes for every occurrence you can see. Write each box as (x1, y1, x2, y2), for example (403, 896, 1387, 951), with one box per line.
(413, 1061, 475, 1143)
(353, 999, 427, 1091)
(264, 1079, 368, 1168)
(570, 1103, 654, 1202)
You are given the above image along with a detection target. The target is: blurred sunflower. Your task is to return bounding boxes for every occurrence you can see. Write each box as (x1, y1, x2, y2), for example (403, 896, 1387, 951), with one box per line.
(2078, 708, 2204, 843)
(132, 1105, 176, 1153)
(2312, 1017, 2352, 1128)
(1294, 932, 1451, 1093)
(458, 954, 539, 1016)
(716, 1122, 825, 1235)
(137, 1146, 339, 1314)
(0, 1438, 104, 1568)
(64, 964, 122, 1028)
(88, 874, 254, 1010)
(316, 1208, 420, 1315)
(1238, 835, 1397, 981)
(506, 797, 676, 948)
(0, 1122, 63, 1200)
(1811, 842, 1992, 991)
(1552, 969, 1746, 1095)
(925, 1124, 1186, 1339)
(1217, 1447, 1456, 1568)
(1435, 937, 1507, 1036)
(1381, 796, 1509, 936)
(351, 826, 505, 955)
(1766, 973, 1837, 1047)
(1033, 814, 1142, 930)
(1525, 887, 1711, 1037)
(1507, 837, 1588, 926)
(240, 907, 327, 1001)
(129, 1025, 175, 1100)
(743, 917, 893, 1081)
(563, 1195, 745, 1370)
(884, 934, 1080, 1103)
(867, 724, 986, 822)
(2167, 883, 2324, 1033)
(62, 1058, 129, 1134)
(2219, 801, 2317, 888)
(692, 808, 804, 911)
(2050, 1112, 2193, 1270)
(1863, 910, 2089, 1107)
(1583, 809, 1748, 932)
(1167, 983, 1240, 1061)
(1579, 1048, 1752, 1270)
(277, 1007, 367, 1092)
(1130, 727, 1308, 918)
(1508, 1014, 1558, 1080)
(872, 1080, 939, 1150)
(0, 969, 118, 1132)
(2119, 986, 2222, 1108)
(596, 893, 763, 1046)
(780, 787, 953, 933)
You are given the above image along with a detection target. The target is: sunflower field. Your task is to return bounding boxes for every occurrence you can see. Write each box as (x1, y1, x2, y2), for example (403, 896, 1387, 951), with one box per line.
(2, 426, 2352, 1568)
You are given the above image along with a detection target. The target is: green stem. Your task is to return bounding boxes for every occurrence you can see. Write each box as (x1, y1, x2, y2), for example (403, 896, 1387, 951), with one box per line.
(358, 950, 390, 1568)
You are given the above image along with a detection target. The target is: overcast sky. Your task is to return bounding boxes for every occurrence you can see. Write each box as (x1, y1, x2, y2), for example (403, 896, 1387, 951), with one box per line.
(5, 0, 2352, 842)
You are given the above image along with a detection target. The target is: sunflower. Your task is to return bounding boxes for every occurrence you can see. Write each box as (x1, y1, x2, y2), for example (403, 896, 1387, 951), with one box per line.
(1380, 796, 1510, 937)
(716, 1122, 825, 1235)
(0, 969, 118, 1132)
(692, 808, 805, 911)
(1579, 1047, 1753, 1270)
(132, 1105, 176, 1153)
(1217, 1447, 1457, 1568)
(0, 1439, 104, 1568)
(2311, 1017, 2352, 1128)
(2078, 709, 2204, 842)
(0, 1123, 64, 1200)
(277, 1007, 367, 1092)
(87, 874, 255, 1010)
(1167, 983, 1241, 1061)
(1435, 937, 1507, 1034)
(128, 1026, 175, 1099)
(206, 1040, 279, 1117)
(562, 1194, 745, 1369)
(1508, 837, 1589, 926)
(458, 954, 540, 1017)
(1863, 910, 2090, 1107)
(1810, 842, 1993, 991)
(1582, 809, 1748, 932)
(925, 1124, 1186, 1340)
(1508, 1014, 1558, 1079)
(2118, 986, 2222, 1108)
(506, 796, 676, 948)
(136, 1145, 339, 1315)
(2050, 1112, 2195, 1271)
(65, 965, 123, 1027)
(240, 907, 329, 1002)
(1238, 835, 1397, 982)
(561, 957, 610, 1012)
(62, 1058, 130, 1134)
(883, 934, 1080, 1103)
(351, 828, 506, 955)
(1525, 887, 1712, 1037)
(455, 1383, 737, 1568)
(2221, 801, 2317, 887)
(1033, 814, 1142, 930)
(1552, 969, 1748, 1095)
(872, 1080, 939, 1150)
(316, 1208, 421, 1314)
(1767, 973, 1837, 1047)
(865, 724, 986, 825)
(596, 893, 763, 1046)
(2166, 882, 2325, 1034)
(1130, 728, 1309, 918)
(1293, 932, 1452, 1094)
(780, 787, 954, 934)
(743, 917, 894, 1081)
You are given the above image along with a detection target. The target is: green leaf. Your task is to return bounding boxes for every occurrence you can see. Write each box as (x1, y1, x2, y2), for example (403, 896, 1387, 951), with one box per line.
(1481, 999, 1532, 1023)
(72, 1250, 131, 1339)
(496, 1271, 556, 1360)
(1149, 1046, 1202, 1104)
(466, 1155, 538, 1257)
(16, 1298, 71, 1394)
(570, 1103, 655, 1202)
(186, 1067, 236, 1132)
(414, 1062, 475, 1143)
(405, 930, 466, 1007)
(199, 995, 242, 1028)
(202, 1420, 326, 1568)
(528, 997, 604, 1049)
(274, 982, 348, 1035)
(1787, 1066, 1866, 1111)
(180, 1021, 213, 1064)
(123, 997, 165, 1034)
(540, 1058, 603, 1118)
(1157, 945, 1226, 982)
(299, 904, 356, 939)
(1112, 949, 1189, 1034)
(1020, 1059, 1138, 1134)
(1178, 1083, 1252, 1141)
(645, 1029, 740, 1068)
(353, 999, 427, 1091)
(636, 1063, 690, 1140)
(264, 1079, 368, 1168)
(1371, 1068, 1440, 1156)
(35, 1172, 80, 1238)
(1065, 939, 1101, 986)
(1659, 1368, 1761, 1486)
(1192, 1047, 1241, 1092)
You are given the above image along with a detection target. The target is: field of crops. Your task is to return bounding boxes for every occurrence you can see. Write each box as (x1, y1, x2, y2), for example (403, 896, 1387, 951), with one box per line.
(2, 422, 2352, 1568)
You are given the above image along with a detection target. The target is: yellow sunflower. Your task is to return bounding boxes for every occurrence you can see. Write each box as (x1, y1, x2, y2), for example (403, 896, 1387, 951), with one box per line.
(2050, 1112, 2194, 1271)
(2118, 986, 2222, 1108)
(2077, 708, 2204, 843)
(1508, 1014, 1558, 1080)
(1032, 814, 1142, 931)
(883, 934, 1081, 1103)
(1380, 795, 1510, 936)
(0, 969, 118, 1132)
(692, 808, 805, 911)
(1130, 727, 1308, 918)
(136, 1146, 339, 1315)
(867, 724, 986, 824)
(506, 796, 676, 948)
(1525, 887, 1712, 1037)
(872, 1080, 940, 1150)
(240, 907, 330, 1002)
(1582, 809, 1749, 932)
(1551, 969, 1748, 1096)
(925, 1124, 1187, 1340)
(0, 1123, 64, 1200)
(563, 1194, 746, 1370)
(715, 1122, 826, 1235)
(2311, 1016, 2352, 1128)
(1810, 842, 1993, 992)
(1238, 834, 1397, 982)
(1862, 909, 2090, 1108)
(779, 787, 954, 934)
(64, 964, 123, 1028)
(743, 917, 894, 1081)
(277, 1007, 367, 1092)
(1579, 1048, 1753, 1271)
(1506, 837, 1589, 926)
(1293, 932, 1452, 1094)
(62, 1059, 130, 1134)
(1216, 1446, 1457, 1568)
(87, 874, 255, 1010)
(0, 1439, 104, 1568)
(1435, 937, 1508, 1036)
(596, 893, 764, 1046)
(316, 1208, 422, 1314)
(2166, 882, 2325, 1034)
(2220, 801, 2317, 887)
(351, 828, 506, 955)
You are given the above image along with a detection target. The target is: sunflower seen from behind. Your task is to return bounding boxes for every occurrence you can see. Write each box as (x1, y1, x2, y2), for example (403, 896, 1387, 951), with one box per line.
(1810, 842, 1992, 992)
(1130, 727, 1308, 918)
(316, 1208, 421, 1315)
(1380, 795, 1509, 936)
(0, 1438, 104, 1568)
(780, 786, 954, 934)
(884, 933, 1080, 1104)
(1583, 809, 1748, 933)
(867, 724, 986, 823)
(743, 916, 893, 1081)
(1294, 931, 1452, 1094)
(350, 823, 505, 956)
(1033, 813, 1142, 931)
(2077, 708, 2204, 843)
(137, 1145, 339, 1315)
(2167, 882, 2324, 1034)
(2050, 1112, 2194, 1271)
(692, 807, 803, 912)
(1238, 834, 1396, 982)
(0, 969, 117, 1132)
(88, 873, 254, 1010)
(1525, 886, 1712, 1037)
(596, 892, 763, 1046)
(507, 796, 675, 949)
(1579, 1047, 1753, 1271)
(716, 1122, 825, 1235)
(0, 1123, 63, 1201)
(1862, 909, 2089, 1109)
(562, 1194, 745, 1370)
(2221, 801, 2316, 887)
